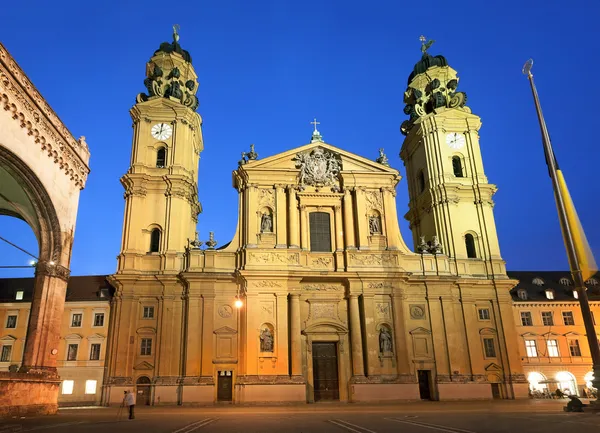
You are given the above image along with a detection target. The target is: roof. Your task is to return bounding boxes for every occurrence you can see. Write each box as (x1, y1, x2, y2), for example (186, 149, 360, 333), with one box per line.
(507, 271, 600, 302)
(0, 275, 114, 303)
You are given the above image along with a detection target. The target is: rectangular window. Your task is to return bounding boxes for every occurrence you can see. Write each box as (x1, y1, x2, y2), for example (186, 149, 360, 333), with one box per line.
(15, 291, 23, 300)
(0, 346, 12, 362)
(71, 313, 82, 327)
(89, 343, 101, 361)
(309, 212, 332, 252)
(62, 380, 74, 395)
(541, 311, 554, 326)
(6, 315, 17, 329)
(478, 308, 490, 320)
(569, 340, 582, 357)
(143, 307, 154, 319)
(67, 344, 78, 361)
(85, 380, 97, 395)
(547, 340, 559, 357)
(141, 338, 152, 356)
(93, 313, 105, 327)
(520, 311, 533, 326)
(562, 311, 575, 326)
(525, 340, 538, 357)
(483, 338, 496, 358)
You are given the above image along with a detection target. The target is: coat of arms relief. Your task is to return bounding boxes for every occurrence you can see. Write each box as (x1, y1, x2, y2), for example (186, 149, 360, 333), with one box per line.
(293, 147, 342, 192)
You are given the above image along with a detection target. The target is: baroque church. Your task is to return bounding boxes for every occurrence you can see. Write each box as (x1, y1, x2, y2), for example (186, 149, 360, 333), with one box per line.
(102, 32, 529, 405)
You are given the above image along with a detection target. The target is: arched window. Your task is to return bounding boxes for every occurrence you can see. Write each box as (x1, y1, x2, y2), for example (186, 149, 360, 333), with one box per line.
(465, 233, 477, 258)
(417, 170, 425, 194)
(156, 147, 167, 168)
(149, 228, 161, 253)
(452, 156, 464, 177)
(309, 212, 331, 252)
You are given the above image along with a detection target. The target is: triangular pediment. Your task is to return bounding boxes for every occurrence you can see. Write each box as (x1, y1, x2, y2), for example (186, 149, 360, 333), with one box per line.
(242, 142, 398, 174)
(0, 335, 17, 341)
(409, 327, 431, 335)
(133, 361, 154, 370)
(485, 362, 502, 371)
(214, 326, 237, 335)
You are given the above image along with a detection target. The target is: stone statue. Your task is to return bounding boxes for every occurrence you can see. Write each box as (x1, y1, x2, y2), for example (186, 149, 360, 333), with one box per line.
(379, 327, 393, 353)
(260, 327, 274, 352)
(261, 212, 273, 233)
(376, 148, 389, 167)
(417, 235, 428, 254)
(369, 215, 381, 234)
(428, 236, 443, 254)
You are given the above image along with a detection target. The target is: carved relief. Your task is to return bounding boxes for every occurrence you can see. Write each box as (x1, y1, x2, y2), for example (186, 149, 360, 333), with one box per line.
(293, 147, 341, 192)
(310, 303, 337, 320)
(259, 189, 275, 207)
(249, 252, 299, 265)
(261, 302, 274, 317)
(365, 190, 383, 211)
(368, 282, 393, 289)
(349, 253, 398, 266)
(253, 280, 282, 288)
(410, 305, 426, 320)
(375, 303, 390, 318)
(218, 305, 233, 318)
(311, 257, 333, 268)
(302, 284, 340, 292)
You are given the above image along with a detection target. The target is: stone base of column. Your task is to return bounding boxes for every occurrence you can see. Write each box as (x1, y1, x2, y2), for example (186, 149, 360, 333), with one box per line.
(0, 371, 61, 418)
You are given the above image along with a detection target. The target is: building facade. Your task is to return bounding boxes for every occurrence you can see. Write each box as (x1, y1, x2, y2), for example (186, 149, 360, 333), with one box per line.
(509, 271, 600, 398)
(0, 276, 113, 406)
(102, 34, 529, 405)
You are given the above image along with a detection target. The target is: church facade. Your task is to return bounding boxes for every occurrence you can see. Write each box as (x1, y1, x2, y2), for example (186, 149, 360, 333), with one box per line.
(102, 34, 529, 405)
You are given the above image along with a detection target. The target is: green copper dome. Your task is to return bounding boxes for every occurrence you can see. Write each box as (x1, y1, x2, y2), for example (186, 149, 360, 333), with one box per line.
(407, 53, 448, 85)
(154, 40, 192, 63)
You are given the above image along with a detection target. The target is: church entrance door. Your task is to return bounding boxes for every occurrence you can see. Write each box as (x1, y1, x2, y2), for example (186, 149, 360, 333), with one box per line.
(136, 376, 151, 405)
(312, 342, 339, 401)
(217, 370, 233, 402)
(417, 370, 432, 400)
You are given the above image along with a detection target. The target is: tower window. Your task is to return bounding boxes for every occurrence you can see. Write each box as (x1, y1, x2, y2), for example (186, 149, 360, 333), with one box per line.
(465, 233, 477, 258)
(156, 147, 167, 168)
(417, 170, 425, 194)
(452, 156, 464, 177)
(149, 228, 161, 253)
(309, 212, 332, 252)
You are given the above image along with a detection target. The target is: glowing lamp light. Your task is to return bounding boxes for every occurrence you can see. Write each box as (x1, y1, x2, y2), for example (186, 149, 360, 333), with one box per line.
(234, 298, 243, 309)
(29, 260, 37, 266)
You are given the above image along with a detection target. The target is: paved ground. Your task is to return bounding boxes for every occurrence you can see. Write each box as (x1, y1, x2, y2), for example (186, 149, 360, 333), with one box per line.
(1, 400, 599, 432)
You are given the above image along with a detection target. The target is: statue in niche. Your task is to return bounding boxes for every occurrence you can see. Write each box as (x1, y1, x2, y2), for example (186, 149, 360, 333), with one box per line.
(260, 327, 274, 352)
(369, 215, 382, 234)
(260, 212, 273, 233)
(379, 327, 393, 354)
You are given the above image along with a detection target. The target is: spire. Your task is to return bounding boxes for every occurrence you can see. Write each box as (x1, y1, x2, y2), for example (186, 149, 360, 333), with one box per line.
(310, 118, 323, 143)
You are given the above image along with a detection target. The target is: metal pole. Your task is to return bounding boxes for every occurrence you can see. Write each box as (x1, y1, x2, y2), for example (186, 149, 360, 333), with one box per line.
(525, 62, 600, 400)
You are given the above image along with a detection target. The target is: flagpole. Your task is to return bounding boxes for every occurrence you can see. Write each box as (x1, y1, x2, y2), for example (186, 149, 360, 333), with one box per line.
(523, 59, 600, 403)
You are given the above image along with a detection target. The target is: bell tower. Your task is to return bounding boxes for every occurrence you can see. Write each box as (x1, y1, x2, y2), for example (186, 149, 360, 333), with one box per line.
(117, 27, 203, 273)
(400, 39, 503, 274)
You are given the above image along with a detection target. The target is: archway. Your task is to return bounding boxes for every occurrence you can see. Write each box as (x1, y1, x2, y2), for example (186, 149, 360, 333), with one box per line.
(136, 376, 152, 406)
(527, 372, 547, 397)
(555, 371, 578, 396)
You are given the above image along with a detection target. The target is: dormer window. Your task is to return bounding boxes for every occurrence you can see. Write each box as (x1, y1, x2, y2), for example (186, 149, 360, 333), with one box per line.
(560, 277, 572, 286)
(15, 291, 23, 300)
(532, 278, 544, 286)
(545, 289, 555, 300)
(573, 290, 579, 299)
(586, 278, 599, 286)
(517, 289, 528, 300)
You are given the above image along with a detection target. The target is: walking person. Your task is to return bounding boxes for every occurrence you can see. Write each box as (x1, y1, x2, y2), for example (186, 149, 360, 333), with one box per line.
(124, 389, 136, 420)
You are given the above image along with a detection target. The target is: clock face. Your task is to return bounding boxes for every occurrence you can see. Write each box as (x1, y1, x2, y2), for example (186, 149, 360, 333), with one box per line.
(151, 123, 173, 140)
(446, 133, 466, 150)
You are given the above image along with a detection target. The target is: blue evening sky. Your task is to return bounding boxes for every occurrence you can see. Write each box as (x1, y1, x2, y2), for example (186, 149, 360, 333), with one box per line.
(1, 0, 599, 277)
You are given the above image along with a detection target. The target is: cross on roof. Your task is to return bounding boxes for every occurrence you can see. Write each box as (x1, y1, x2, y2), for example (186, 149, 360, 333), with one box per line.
(311, 118, 320, 132)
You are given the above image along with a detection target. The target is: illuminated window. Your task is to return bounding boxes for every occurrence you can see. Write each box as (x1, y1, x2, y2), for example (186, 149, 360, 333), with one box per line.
(478, 308, 490, 320)
(67, 344, 78, 361)
(547, 340, 559, 357)
(541, 311, 554, 326)
(569, 340, 582, 357)
(545, 290, 554, 300)
(525, 340, 538, 357)
(573, 290, 579, 299)
(85, 380, 97, 395)
(521, 311, 533, 326)
(15, 291, 23, 300)
(562, 311, 575, 326)
(62, 380, 74, 395)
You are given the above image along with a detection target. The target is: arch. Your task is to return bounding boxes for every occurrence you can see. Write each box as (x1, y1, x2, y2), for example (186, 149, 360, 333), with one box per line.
(0, 145, 62, 263)
(479, 327, 497, 335)
(452, 155, 464, 177)
(156, 147, 167, 168)
(584, 371, 596, 390)
(555, 371, 578, 395)
(417, 170, 425, 194)
(560, 277, 572, 286)
(149, 227, 161, 253)
(532, 277, 544, 286)
(465, 233, 477, 258)
(136, 376, 151, 385)
(303, 320, 348, 335)
(527, 372, 547, 392)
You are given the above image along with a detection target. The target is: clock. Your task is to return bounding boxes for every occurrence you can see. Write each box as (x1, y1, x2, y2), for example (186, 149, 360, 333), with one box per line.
(151, 123, 172, 140)
(445, 133, 466, 150)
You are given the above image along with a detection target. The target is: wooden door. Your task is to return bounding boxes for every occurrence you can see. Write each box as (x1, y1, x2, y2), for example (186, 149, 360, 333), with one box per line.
(312, 342, 339, 401)
(418, 370, 432, 400)
(491, 383, 502, 399)
(217, 371, 233, 401)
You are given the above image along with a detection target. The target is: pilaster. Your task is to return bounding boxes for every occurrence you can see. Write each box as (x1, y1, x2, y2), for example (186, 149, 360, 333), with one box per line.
(287, 186, 299, 248)
(275, 184, 287, 248)
(343, 189, 356, 249)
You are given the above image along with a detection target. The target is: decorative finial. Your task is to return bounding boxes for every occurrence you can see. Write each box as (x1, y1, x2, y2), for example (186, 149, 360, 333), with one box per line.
(420, 35, 435, 55)
(205, 232, 217, 249)
(238, 151, 248, 166)
(247, 144, 258, 160)
(190, 231, 203, 249)
(310, 118, 323, 143)
(173, 24, 181, 43)
(376, 148, 389, 167)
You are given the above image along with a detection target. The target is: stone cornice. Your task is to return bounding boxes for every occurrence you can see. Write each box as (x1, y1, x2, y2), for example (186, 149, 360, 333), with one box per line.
(0, 43, 90, 189)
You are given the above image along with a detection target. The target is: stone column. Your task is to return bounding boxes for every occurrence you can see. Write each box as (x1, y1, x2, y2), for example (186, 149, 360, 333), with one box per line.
(348, 295, 365, 377)
(287, 186, 299, 248)
(333, 205, 344, 251)
(21, 261, 70, 373)
(289, 294, 303, 376)
(275, 184, 287, 248)
(343, 189, 355, 249)
(300, 205, 309, 250)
